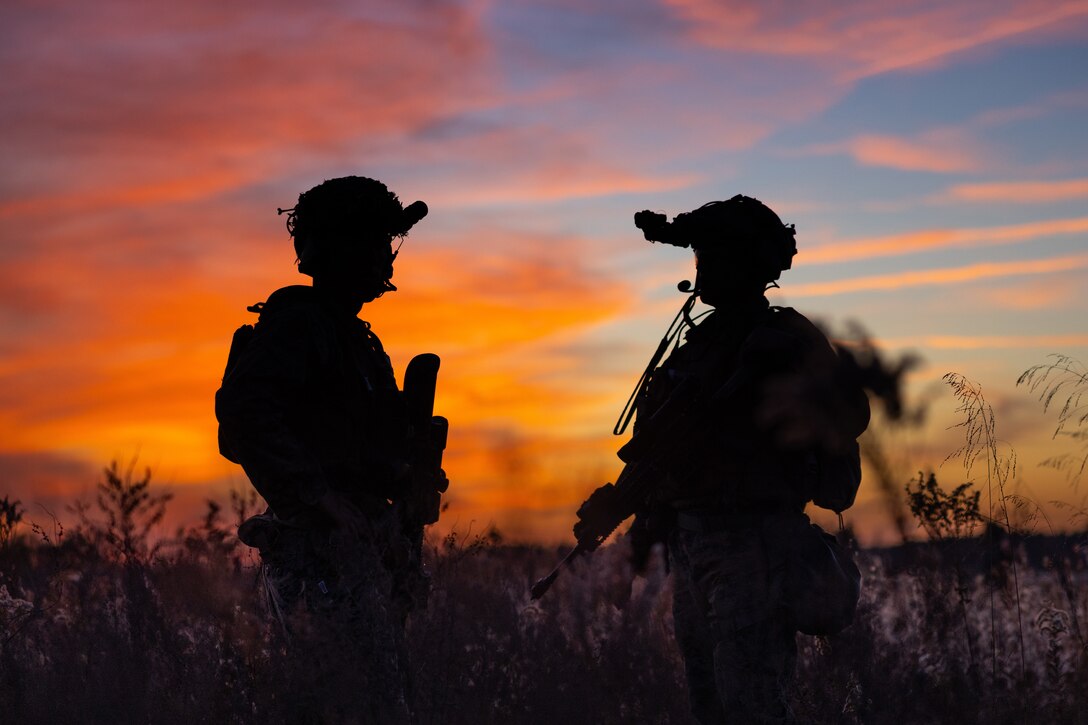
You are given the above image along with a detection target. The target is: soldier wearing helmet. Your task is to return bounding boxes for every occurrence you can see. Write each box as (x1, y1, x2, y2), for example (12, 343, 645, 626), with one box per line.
(627, 196, 869, 723)
(215, 176, 437, 722)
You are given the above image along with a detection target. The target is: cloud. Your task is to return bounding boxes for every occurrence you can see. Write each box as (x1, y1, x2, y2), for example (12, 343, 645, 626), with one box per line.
(433, 167, 697, 206)
(433, 424, 618, 543)
(3, 0, 1085, 546)
(790, 89, 1088, 180)
(661, 0, 1088, 81)
(972, 276, 1085, 311)
(945, 178, 1088, 203)
(800, 131, 988, 173)
(789, 252, 1088, 297)
(0, 451, 99, 506)
(401, 124, 701, 206)
(1, 0, 498, 211)
(0, 225, 632, 488)
(876, 334, 1088, 350)
(803, 216, 1088, 264)
(0, 451, 97, 499)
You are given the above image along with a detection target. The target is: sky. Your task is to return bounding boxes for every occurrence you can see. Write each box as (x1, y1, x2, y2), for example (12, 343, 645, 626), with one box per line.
(2, 0, 1087, 546)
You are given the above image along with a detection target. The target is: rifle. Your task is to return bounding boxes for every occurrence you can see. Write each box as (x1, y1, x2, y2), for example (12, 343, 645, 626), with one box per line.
(401, 353, 450, 553)
(531, 358, 760, 600)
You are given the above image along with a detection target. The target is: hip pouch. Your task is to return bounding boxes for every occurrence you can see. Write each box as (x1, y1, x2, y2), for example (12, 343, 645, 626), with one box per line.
(764, 513, 861, 636)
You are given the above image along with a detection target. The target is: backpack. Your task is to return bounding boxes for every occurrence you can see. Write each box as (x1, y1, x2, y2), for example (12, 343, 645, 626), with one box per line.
(216, 304, 262, 465)
(759, 307, 867, 515)
(221, 322, 256, 385)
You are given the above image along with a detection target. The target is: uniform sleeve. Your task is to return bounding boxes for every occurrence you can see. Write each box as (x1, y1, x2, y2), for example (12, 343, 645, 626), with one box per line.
(215, 307, 332, 514)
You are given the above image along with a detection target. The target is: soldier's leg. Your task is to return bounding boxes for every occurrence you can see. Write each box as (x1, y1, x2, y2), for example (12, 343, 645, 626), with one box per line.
(695, 528, 796, 723)
(256, 526, 328, 635)
(671, 531, 727, 725)
(320, 528, 410, 723)
(713, 608, 795, 722)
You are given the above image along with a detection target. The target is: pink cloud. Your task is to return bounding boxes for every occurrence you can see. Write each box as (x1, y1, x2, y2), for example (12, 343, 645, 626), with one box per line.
(1, 1, 499, 210)
(801, 130, 988, 173)
(662, 0, 1088, 81)
(394, 123, 702, 206)
(850, 133, 985, 173)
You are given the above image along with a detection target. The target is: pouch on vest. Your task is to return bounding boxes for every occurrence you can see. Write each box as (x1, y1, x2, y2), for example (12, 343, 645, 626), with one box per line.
(764, 513, 861, 636)
(789, 525, 860, 635)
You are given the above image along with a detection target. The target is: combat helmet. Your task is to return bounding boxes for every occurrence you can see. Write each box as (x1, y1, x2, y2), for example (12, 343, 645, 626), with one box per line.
(634, 195, 797, 284)
(278, 176, 427, 290)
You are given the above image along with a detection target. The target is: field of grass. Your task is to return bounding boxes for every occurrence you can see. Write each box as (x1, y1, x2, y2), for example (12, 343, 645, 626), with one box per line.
(2, 363, 1087, 723)
(1, 475, 1085, 724)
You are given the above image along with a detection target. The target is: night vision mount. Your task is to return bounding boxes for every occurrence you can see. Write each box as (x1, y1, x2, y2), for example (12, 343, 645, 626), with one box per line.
(633, 194, 797, 279)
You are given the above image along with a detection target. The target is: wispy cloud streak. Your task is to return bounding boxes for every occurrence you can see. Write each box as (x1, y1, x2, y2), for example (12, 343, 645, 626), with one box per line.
(877, 334, 1088, 350)
(804, 217, 1088, 264)
(800, 132, 987, 173)
(790, 252, 1088, 297)
(662, 0, 1088, 80)
(945, 178, 1088, 203)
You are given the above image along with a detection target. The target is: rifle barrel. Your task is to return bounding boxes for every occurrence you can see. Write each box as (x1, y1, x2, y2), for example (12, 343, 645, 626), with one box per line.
(529, 544, 586, 599)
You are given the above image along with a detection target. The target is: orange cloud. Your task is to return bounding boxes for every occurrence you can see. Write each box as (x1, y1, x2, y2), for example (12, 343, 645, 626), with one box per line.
(789, 252, 1088, 297)
(945, 178, 1088, 203)
(803, 216, 1088, 264)
(0, 225, 632, 491)
(972, 276, 1085, 311)
(876, 334, 1088, 350)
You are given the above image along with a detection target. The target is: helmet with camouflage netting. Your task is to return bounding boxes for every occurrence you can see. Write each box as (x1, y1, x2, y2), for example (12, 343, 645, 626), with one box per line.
(278, 176, 428, 287)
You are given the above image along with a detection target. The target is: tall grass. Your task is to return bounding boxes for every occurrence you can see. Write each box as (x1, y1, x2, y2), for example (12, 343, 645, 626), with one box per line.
(3, 356, 1088, 723)
(944, 373, 1028, 682)
(1, 466, 1085, 724)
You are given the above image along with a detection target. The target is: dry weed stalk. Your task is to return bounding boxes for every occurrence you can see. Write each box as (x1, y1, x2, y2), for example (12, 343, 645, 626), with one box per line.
(0, 497, 23, 550)
(943, 372, 1027, 682)
(1018, 354, 1088, 482)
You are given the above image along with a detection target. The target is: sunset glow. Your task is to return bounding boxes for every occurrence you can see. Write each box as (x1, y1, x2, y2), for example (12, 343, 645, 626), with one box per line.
(3, 0, 1087, 544)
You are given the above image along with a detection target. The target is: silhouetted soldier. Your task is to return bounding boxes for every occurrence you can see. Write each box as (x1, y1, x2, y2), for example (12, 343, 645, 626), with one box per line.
(215, 176, 445, 722)
(623, 197, 870, 723)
